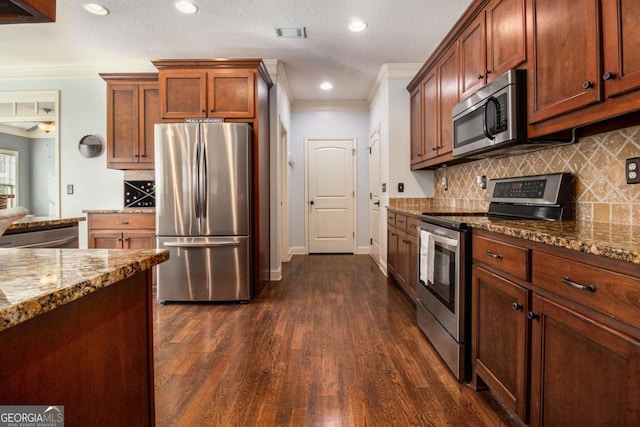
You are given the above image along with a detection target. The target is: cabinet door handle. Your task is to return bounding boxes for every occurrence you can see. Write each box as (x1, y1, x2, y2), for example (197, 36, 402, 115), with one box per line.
(527, 311, 539, 320)
(116, 221, 129, 225)
(562, 276, 596, 292)
(486, 250, 503, 259)
(477, 74, 484, 80)
(582, 81, 594, 89)
(602, 71, 616, 81)
(201, 109, 206, 113)
(512, 302, 522, 311)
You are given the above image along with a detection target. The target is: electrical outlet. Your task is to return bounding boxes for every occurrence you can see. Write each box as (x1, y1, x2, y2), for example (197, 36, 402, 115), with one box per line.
(67, 184, 74, 195)
(398, 183, 404, 192)
(626, 157, 640, 184)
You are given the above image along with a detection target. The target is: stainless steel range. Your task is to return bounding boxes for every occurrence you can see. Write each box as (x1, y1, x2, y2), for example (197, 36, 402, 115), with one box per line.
(416, 173, 574, 382)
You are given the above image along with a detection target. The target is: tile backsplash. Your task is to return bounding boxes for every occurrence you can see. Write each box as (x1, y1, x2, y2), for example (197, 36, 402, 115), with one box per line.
(390, 124, 640, 225)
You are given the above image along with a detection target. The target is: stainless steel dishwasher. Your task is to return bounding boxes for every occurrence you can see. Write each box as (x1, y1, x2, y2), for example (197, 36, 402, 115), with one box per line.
(0, 226, 79, 248)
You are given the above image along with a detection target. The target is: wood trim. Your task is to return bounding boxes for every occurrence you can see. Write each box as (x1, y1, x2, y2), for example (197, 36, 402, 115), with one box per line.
(151, 59, 273, 88)
(100, 73, 159, 82)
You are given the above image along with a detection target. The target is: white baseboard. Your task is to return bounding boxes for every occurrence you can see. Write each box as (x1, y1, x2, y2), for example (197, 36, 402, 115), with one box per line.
(270, 269, 282, 281)
(356, 246, 370, 254)
(289, 246, 307, 256)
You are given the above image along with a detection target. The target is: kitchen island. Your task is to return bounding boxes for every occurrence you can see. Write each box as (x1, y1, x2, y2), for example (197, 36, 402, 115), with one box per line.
(0, 247, 169, 425)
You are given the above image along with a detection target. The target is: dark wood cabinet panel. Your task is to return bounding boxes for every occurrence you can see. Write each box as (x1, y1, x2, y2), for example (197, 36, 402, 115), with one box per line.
(438, 44, 459, 156)
(139, 84, 160, 164)
(421, 70, 438, 162)
(406, 232, 419, 302)
(409, 87, 424, 164)
(528, 0, 601, 123)
(486, 0, 526, 79)
(387, 225, 398, 277)
(459, 13, 487, 100)
(602, 0, 640, 98)
(159, 70, 207, 119)
(0, 0, 56, 24)
(529, 295, 640, 427)
(472, 266, 529, 421)
(208, 70, 255, 118)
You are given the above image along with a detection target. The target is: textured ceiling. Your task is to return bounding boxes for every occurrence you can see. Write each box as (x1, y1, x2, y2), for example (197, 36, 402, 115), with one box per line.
(0, 0, 472, 101)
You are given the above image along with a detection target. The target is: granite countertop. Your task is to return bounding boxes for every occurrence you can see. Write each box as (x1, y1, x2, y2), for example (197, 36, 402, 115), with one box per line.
(83, 208, 155, 214)
(388, 206, 640, 265)
(0, 248, 169, 332)
(7, 216, 86, 232)
(388, 206, 485, 217)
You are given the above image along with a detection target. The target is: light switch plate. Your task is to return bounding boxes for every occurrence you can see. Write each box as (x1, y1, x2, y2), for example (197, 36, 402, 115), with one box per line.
(67, 184, 74, 195)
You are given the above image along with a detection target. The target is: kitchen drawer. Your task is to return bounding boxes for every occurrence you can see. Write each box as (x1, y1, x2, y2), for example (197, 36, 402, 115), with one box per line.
(88, 213, 155, 230)
(395, 214, 407, 230)
(387, 211, 396, 225)
(532, 251, 640, 331)
(473, 235, 529, 281)
(406, 217, 419, 236)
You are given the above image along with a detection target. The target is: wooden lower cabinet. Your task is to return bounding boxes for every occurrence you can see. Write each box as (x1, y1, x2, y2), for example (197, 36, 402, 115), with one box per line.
(387, 212, 418, 302)
(472, 230, 640, 425)
(472, 265, 529, 421)
(529, 295, 640, 427)
(87, 212, 155, 249)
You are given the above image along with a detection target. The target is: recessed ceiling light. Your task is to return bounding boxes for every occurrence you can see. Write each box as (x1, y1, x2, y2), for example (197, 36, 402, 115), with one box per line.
(175, 1, 198, 14)
(83, 3, 109, 16)
(320, 82, 333, 91)
(348, 19, 367, 32)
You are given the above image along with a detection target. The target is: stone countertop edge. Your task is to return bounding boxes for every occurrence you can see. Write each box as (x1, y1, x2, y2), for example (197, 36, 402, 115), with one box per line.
(0, 248, 169, 333)
(387, 206, 640, 265)
(7, 216, 86, 231)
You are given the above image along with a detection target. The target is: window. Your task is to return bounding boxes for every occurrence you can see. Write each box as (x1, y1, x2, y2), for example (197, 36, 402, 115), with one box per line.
(0, 148, 18, 207)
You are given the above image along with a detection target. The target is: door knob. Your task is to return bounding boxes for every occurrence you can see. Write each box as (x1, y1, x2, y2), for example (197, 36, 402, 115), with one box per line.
(310, 201, 314, 205)
(374, 201, 380, 206)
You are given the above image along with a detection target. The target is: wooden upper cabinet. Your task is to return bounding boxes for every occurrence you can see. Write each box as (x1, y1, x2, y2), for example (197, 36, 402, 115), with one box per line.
(159, 70, 207, 119)
(409, 86, 424, 164)
(486, 0, 526, 80)
(438, 44, 459, 156)
(158, 68, 256, 119)
(101, 74, 159, 170)
(207, 70, 255, 118)
(459, 0, 526, 100)
(0, 0, 56, 24)
(459, 12, 487, 100)
(601, 0, 640, 98)
(529, 0, 601, 124)
(421, 70, 438, 162)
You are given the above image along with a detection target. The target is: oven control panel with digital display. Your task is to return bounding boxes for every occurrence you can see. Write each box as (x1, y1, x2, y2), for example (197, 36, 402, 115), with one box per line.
(493, 179, 547, 199)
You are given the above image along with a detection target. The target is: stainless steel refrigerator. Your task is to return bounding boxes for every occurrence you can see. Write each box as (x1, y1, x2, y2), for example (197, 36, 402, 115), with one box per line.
(155, 122, 252, 302)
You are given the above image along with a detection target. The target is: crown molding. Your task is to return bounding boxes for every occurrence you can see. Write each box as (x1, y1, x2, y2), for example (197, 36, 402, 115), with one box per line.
(292, 99, 369, 112)
(367, 63, 422, 103)
(263, 59, 293, 103)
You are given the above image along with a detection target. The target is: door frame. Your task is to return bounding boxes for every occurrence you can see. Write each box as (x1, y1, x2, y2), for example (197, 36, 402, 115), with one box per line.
(304, 136, 357, 254)
(368, 125, 382, 267)
(278, 117, 290, 262)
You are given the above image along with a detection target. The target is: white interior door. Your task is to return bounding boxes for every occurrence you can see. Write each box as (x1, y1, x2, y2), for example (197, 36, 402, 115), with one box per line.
(369, 128, 381, 265)
(307, 137, 355, 253)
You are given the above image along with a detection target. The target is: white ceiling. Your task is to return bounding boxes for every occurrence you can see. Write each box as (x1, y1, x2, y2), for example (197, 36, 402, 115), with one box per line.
(0, 0, 472, 102)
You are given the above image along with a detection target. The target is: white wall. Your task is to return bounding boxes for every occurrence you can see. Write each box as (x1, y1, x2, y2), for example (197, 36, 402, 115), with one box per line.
(368, 74, 435, 272)
(289, 109, 370, 251)
(269, 67, 292, 279)
(0, 77, 124, 247)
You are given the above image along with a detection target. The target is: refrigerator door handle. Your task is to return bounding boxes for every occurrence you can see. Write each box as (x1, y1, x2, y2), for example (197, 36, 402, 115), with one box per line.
(163, 241, 241, 248)
(200, 133, 208, 218)
(192, 137, 201, 218)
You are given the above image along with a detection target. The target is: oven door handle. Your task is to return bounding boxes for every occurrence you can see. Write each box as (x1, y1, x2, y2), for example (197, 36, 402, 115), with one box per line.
(428, 233, 459, 248)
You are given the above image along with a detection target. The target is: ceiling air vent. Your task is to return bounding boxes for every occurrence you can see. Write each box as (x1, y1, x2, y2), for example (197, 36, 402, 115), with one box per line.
(274, 27, 306, 38)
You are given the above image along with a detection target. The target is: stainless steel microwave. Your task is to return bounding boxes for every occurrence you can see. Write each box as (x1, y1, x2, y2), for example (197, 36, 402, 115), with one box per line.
(452, 69, 527, 158)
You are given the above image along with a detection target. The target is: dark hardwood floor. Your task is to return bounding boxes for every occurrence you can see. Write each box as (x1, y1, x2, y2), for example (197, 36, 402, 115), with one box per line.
(153, 255, 516, 426)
